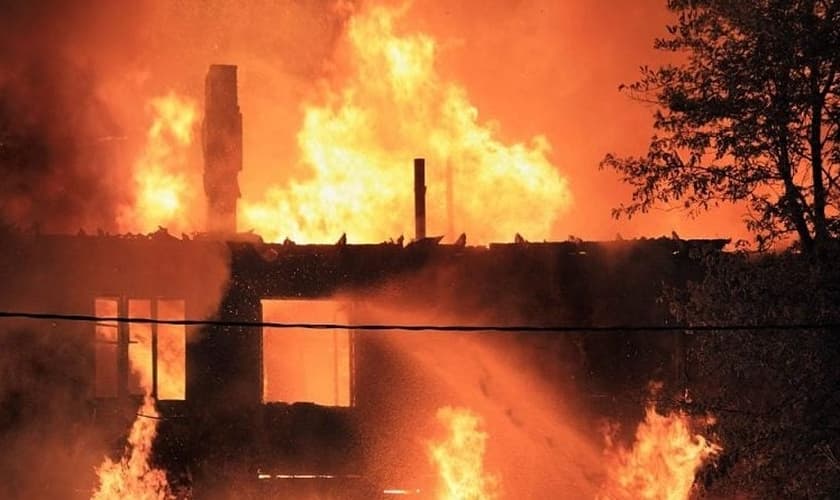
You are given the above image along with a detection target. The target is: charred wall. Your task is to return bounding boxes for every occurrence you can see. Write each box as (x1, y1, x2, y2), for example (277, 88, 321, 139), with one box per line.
(0, 229, 725, 485)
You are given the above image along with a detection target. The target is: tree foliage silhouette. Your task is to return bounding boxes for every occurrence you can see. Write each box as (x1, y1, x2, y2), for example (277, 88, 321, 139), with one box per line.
(667, 249, 840, 497)
(603, 0, 840, 252)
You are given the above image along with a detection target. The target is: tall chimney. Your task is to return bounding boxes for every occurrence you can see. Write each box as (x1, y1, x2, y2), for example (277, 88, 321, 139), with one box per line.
(414, 158, 426, 240)
(445, 158, 454, 237)
(203, 64, 242, 235)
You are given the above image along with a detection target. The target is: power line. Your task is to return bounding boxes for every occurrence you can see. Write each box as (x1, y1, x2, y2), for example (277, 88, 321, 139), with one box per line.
(0, 310, 838, 333)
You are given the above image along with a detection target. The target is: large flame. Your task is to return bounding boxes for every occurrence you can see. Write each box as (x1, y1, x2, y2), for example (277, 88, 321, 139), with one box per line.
(429, 407, 499, 500)
(241, 5, 571, 244)
(599, 405, 721, 500)
(118, 92, 199, 234)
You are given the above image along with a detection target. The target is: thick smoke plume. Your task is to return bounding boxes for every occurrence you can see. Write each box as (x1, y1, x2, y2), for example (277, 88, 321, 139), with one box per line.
(0, 326, 107, 498)
(0, 1, 145, 232)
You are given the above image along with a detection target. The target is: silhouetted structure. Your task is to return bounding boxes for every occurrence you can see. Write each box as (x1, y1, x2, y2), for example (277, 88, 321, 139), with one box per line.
(414, 158, 426, 240)
(0, 225, 728, 497)
(203, 65, 242, 234)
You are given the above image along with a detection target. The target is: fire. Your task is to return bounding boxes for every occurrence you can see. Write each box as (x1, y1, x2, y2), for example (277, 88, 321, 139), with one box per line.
(119, 92, 199, 234)
(241, 5, 571, 244)
(429, 407, 499, 500)
(126, 304, 186, 400)
(599, 405, 721, 500)
(91, 396, 172, 500)
(91, 302, 180, 498)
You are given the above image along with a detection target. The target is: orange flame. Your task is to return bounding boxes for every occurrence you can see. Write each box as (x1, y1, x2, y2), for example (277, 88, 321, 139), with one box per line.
(429, 407, 499, 500)
(119, 92, 198, 234)
(599, 405, 721, 500)
(92, 304, 177, 498)
(125, 300, 186, 400)
(241, 5, 571, 244)
(91, 396, 172, 500)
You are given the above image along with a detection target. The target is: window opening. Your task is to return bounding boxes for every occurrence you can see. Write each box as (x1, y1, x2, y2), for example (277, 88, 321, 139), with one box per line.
(262, 299, 352, 407)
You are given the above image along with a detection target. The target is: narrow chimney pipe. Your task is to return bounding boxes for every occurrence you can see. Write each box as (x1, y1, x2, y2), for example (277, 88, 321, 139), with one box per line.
(414, 158, 426, 240)
(445, 158, 454, 237)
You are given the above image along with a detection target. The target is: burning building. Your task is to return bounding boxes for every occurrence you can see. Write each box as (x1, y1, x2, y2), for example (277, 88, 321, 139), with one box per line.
(0, 227, 726, 498)
(0, 60, 725, 499)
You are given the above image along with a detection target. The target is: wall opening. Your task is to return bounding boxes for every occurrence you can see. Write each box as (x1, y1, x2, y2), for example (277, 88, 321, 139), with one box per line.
(94, 298, 118, 398)
(155, 299, 186, 400)
(94, 297, 186, 400)
(261, 299, 352, 407)
(127, 299, 152, 395)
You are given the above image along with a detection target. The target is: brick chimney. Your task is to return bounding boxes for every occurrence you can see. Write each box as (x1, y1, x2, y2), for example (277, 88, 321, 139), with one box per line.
(203, 64, 242, 235)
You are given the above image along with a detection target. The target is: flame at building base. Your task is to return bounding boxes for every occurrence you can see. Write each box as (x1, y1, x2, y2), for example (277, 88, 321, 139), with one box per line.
(90, 396, 172, 500)
(429, 407, 499, 500)
(428, 402, 719, 500)
(599, 405, 721, 500)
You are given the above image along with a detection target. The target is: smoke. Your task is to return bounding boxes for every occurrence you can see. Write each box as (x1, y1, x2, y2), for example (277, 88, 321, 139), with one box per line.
(321, 267, 605, 497)
(0, 1, 145, 232)
(0, 325, 108, 498)
(0, 228, 230, 498)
